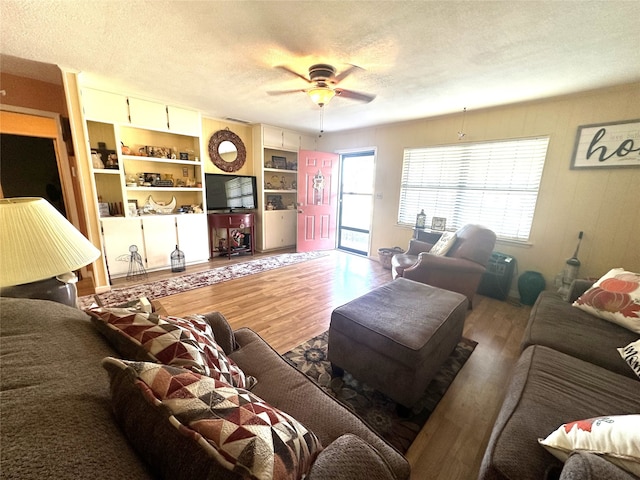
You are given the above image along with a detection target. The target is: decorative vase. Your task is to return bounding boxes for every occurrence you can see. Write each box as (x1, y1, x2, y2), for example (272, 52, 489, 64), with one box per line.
(518, 271, 546, 305)
(91, 151, 104, 169)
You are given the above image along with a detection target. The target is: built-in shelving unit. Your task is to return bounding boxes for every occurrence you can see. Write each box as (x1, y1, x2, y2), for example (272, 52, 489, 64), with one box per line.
(252, 124, 316, 251)
(82, 88, 209, 278)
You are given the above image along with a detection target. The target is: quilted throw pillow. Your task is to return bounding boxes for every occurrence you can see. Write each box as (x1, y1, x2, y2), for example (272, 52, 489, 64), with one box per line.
(538, 415, 640, 476)
(89, 308, 254, 389)
(618, 339, 640, 379)
(102, 358, 322, 480)
(429, 232, 457, 256)
(573, 268, 640, 334)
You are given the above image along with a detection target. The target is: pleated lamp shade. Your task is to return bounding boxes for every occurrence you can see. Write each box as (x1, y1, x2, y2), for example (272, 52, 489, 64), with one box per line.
(0, 198, 101, 287)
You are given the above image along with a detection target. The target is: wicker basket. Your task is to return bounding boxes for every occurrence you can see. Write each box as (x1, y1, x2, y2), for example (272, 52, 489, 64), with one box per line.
(378, 247, 404, 269)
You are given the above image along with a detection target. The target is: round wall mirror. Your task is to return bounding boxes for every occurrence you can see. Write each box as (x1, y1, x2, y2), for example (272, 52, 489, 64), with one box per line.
(218, 140, 237, 160)
(208, 129, 246, 172)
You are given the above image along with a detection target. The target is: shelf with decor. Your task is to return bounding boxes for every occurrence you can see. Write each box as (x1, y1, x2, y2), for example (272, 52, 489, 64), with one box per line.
(83, 105, 208, 279)
(86, 121, 205, 218)
(252, 124, 315, 251)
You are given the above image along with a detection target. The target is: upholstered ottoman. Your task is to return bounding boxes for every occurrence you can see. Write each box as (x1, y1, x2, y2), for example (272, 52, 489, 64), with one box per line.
(328, 278, 468, 408)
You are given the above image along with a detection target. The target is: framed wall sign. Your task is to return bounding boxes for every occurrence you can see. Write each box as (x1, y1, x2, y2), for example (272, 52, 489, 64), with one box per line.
(570, 119, 640, 169)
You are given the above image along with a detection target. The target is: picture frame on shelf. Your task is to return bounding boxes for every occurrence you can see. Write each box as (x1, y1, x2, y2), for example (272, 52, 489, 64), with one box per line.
(271, 156, 287, 170)
(144, 172, 161, 185)
(127, 200, 138, 217)
(98, 202, 110, 217)
(431, 217, 447, 230)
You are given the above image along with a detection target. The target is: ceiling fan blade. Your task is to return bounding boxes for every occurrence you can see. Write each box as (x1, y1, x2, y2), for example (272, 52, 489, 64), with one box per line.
(335, 88, 376, 103)
(267, 89, 306, 96)
(275, 66, 312, 83)
(333, 64, 363, 84)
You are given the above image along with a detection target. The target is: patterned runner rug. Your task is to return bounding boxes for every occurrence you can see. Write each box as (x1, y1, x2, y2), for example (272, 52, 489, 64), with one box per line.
(284, 331, 477, 453)
(79, 251, 328, 309)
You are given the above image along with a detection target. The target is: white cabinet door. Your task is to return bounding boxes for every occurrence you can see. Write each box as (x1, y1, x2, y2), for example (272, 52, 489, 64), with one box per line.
(127, 97, 168, 131)
(167, 106, 200, 136)
(263, 125, 284, 148)
(101, 218, 144, 277)
(264, 213, 283, 250)
(282, 129, 301, 151)
(141, 216, 177, 270)
(264, 210, 296, 250)
(82, 88, 129, 124)
(263, 125, 302, 151)
(281, 210, 297, 246)
(176, 214, 209, 263)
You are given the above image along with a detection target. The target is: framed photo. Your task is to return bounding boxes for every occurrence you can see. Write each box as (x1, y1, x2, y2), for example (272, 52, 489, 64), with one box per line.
(98, 202, 110, 217)
(144, 172, 161, 185)
(431, 217, 447, 231)
(271, 155, 287, 170)
(127, 200, 138, 217)
(570, 119, 640, 169)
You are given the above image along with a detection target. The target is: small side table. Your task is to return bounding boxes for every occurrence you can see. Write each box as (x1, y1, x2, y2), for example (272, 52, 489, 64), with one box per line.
(413, 228, 443, 244)
(207, 212, 255, 259)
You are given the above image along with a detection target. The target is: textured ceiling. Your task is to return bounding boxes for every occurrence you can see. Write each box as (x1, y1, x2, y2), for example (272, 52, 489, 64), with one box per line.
(1, 1, 639, 134)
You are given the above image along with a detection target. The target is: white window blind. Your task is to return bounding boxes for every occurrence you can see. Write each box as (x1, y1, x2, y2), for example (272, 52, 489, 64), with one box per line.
(398, 137, 549, 242)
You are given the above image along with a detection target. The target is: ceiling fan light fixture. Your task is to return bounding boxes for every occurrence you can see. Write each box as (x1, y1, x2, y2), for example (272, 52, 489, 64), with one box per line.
(307, 86, 335, 107)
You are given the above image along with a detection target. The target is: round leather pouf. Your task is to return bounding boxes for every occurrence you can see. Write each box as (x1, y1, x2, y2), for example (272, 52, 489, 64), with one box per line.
(518, 271, 546, 305)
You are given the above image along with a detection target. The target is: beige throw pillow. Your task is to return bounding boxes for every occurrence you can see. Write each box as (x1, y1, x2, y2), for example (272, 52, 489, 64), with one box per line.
(429, 232, 457, 256)
(539, 415, 640, 476)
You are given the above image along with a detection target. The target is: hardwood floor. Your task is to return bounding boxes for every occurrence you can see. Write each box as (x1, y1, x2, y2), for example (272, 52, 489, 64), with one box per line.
(91, 249, 531, 479)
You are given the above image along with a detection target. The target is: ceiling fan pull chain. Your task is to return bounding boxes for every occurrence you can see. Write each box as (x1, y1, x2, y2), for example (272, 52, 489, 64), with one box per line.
(319, 106, 325, 137)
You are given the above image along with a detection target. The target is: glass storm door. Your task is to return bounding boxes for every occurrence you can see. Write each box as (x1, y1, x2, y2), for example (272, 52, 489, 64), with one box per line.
(337, 151, 375, 255)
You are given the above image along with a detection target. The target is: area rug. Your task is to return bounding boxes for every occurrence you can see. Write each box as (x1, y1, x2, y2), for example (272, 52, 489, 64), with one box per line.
(78, 251, 328, 309)
(284, 331, 477, 453)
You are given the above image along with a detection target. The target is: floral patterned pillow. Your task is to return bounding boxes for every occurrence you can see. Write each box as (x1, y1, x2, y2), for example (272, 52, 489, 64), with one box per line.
(573, 268, 640, 334)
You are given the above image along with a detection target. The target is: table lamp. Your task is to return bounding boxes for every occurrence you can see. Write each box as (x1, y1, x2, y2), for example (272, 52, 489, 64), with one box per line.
(0, 197, 101, 307)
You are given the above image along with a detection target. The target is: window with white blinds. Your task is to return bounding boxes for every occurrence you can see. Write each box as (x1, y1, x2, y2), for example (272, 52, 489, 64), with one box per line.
(398, 137, 549, 242)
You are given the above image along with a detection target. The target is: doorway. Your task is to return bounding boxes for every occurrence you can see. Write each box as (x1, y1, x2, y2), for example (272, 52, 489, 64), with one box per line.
(1, 133, 66, 215)
(337, 151, 375, 256)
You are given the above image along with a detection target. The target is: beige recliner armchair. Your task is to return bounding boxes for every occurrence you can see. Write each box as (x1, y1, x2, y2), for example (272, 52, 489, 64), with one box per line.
(391, 224, 496, 306)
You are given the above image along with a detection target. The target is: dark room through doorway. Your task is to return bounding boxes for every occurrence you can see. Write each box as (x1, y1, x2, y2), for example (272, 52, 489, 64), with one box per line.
(0, 133, 66, 216)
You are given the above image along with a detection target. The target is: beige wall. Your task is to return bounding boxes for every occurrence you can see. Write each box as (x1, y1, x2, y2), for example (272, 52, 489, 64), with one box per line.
(201, 118, 254, 176)
(318, 82, 640, 291)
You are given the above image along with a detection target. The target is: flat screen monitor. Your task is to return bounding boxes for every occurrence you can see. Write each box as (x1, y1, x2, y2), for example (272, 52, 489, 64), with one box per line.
(205, 173, 258, 211)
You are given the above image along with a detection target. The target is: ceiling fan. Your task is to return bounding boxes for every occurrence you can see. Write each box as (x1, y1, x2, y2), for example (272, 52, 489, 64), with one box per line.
(268, 63, 376, 107)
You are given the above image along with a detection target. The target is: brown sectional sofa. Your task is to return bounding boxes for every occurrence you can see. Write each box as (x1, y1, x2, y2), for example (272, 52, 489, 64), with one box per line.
(0, 297, 410, 479)
(479, 281, 640, 479)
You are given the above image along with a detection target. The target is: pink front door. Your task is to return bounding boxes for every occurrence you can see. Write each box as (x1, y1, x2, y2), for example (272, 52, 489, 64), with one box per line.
(297, 150, 339, 252)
